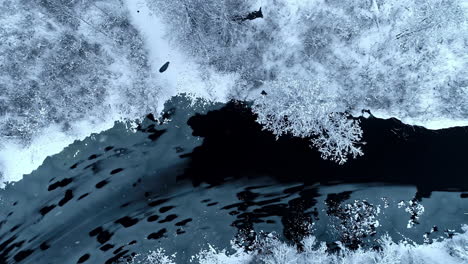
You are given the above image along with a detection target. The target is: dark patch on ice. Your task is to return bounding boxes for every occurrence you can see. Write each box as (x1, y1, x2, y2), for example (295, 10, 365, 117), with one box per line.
(207, 202, 218, 206)
(159, 61, 169, 73)
(129, 240, 137, 245)
(88, 154, 101, 160)
(77, 193, 89, 200)
(146, 113, 156, 122)
(100, 244, 114, 252)
(104, 250, 130, 264)
(9, 225, 20, 233)
(148, 198, 169, 207)
(175, 218, 192, 227)
(58, 189, 74, 206)
(120, 202, 131, 208)
(113, 245, 124, 254)
(13, 249, 33, 262)
(159, 206, 175, 213)
(148, 128, 166, 141)
(77, 253, 90, 263)
(158, 214, 177, 223)
(179, 153, 191, 159)
(48, 178, 73, 191)
(104, 146, 114, 152)
(70, 161, 82, 169)
(110, 168, 124, 175)
(115, 216, 138, 228)
(95, 179, 109, 189)
(84, 161, 102, 174)
(147, 215, 159, 222)
(89, 227, 102, 237)
(39, 204, 56, 216)
(174, 146, 184, 153)
(461, 193, 468, 198)
(147, 228, 166, 240)
(97, 230, 113, 244)
(39, 242, 49, 251)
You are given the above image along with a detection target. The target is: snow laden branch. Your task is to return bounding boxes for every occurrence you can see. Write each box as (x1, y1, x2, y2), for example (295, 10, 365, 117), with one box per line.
(252, 78, 363, 164)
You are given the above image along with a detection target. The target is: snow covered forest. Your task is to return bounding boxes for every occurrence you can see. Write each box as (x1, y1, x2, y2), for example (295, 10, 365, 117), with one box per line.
(148, 0, 467, 163)
(0, 0, 467, 179)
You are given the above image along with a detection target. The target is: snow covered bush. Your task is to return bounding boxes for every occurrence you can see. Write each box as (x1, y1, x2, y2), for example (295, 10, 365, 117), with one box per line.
(128, 249, 176, 264)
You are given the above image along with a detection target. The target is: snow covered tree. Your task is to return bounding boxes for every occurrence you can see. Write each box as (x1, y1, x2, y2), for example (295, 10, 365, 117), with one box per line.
(0, 0, 159, 143)
(252, 77, 363, 164)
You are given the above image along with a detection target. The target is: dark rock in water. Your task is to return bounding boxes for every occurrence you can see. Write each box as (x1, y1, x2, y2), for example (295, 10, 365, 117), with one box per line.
(159, 61, 170, 73)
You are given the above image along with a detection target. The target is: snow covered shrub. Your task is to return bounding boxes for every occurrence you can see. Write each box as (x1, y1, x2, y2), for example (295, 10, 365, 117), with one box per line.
(126, 248, 176, 264)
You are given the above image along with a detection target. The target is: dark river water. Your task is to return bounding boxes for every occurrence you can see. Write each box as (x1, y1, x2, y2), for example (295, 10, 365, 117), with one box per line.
(0, 96, 466, 264)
